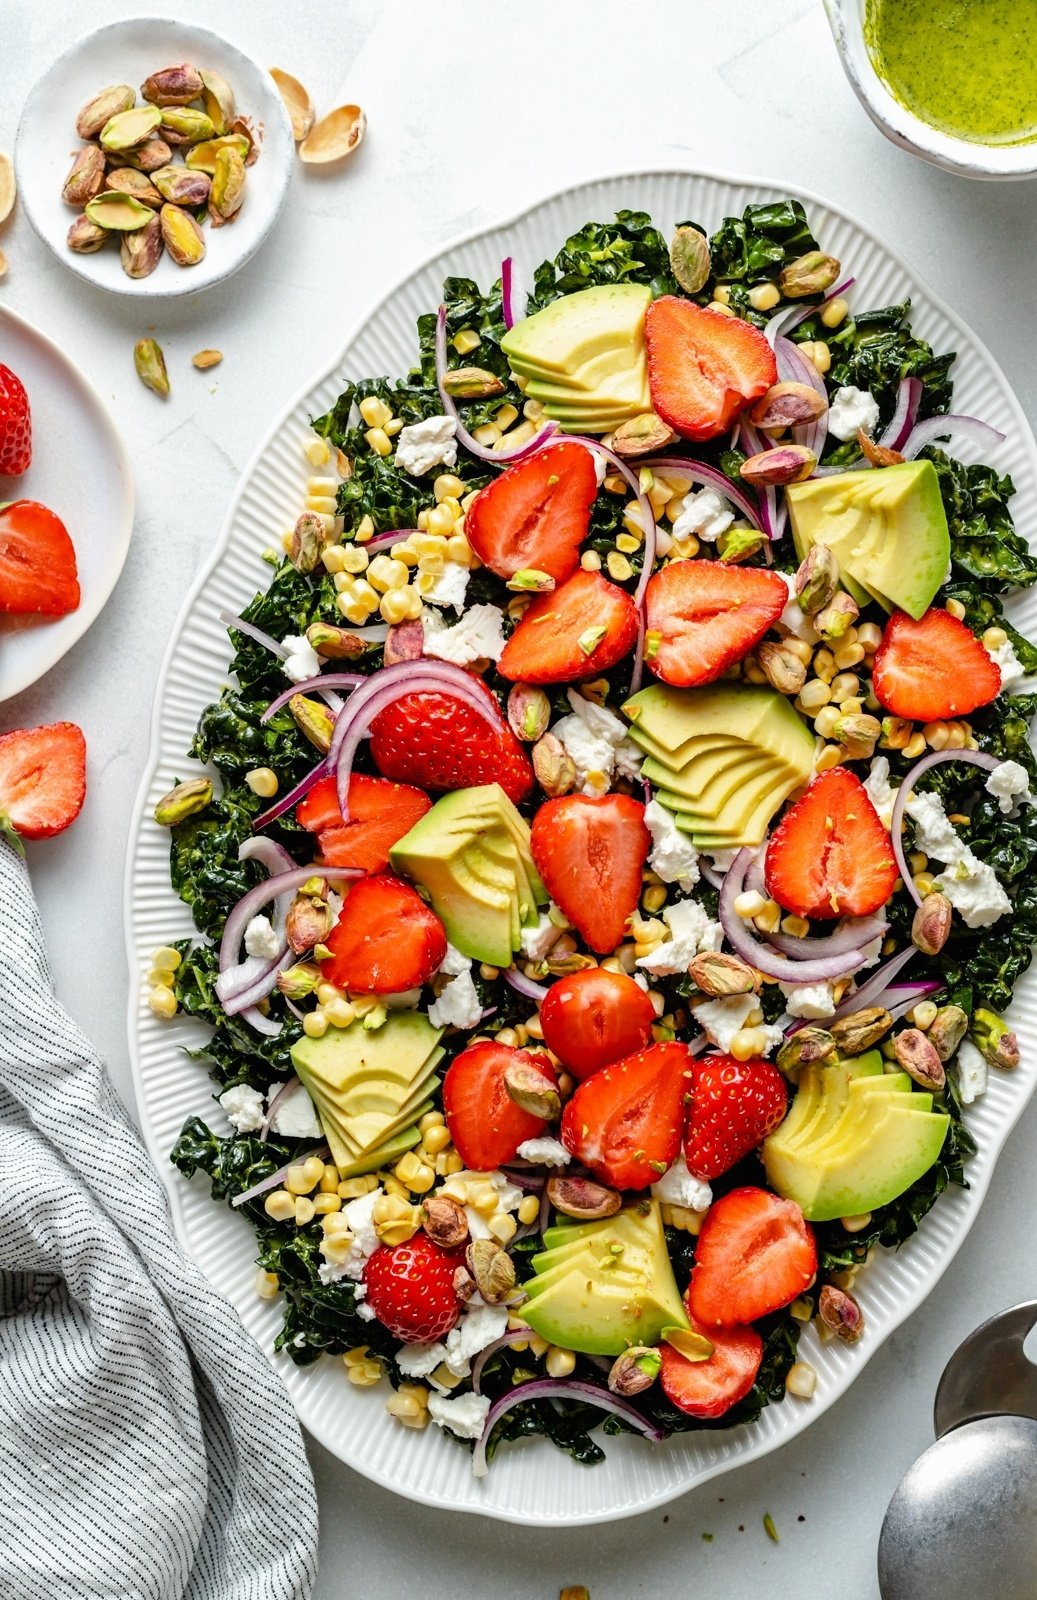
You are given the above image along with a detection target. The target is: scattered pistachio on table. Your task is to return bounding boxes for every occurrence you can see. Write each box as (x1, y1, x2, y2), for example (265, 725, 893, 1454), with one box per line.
(134, 337, 170, 398)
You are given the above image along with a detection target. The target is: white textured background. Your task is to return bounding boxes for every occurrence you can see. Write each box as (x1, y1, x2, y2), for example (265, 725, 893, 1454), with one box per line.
(3, 1, 1037, 1595)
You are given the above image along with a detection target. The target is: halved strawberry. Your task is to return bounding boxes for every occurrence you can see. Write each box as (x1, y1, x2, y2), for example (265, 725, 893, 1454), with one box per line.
(530, 793, 650, 954)
(297, 773, 431, 874)
(465, 441, 598, 584)
(688, 1186, 817, 1327)
(660, 1302, 763, 1420)
(369, 679, 532, 804)
(319, 874, 446, 993)
(645, 298, 778, 443)
(443, 1042, 557, 1170)
(0, 364, 32, 477)
(498, 569, 639, 684)
(560, 1041, 693, 1189)
(363, 1233, 464, 1343)
(872, 608, 1002, 722)
(0, 722, 86, 842)
(684, 1055, 787, 1180)
(764, 766, 898, 921)
(644, 559, 788, 688)
(0, 500, 80, 616)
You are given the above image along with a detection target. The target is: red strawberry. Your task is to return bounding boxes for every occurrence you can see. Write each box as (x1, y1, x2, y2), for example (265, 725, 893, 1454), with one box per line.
(764, 766, 898, 921)
(872, 608, 1002, 722)
(560, 1041, 693, 1189)
(644, 559, 788, 688)
(465, 441, 598, 584)
(660, 1303, 763, 1420)
(0, 500, 80, 617)
(0, 722, 86, 843)
(319, 874, 446, 994)
(443, 1042, 557, 1170)
(684, 1055, 787, 1180)
(645, 298, 777, 443)
(531, 793, 650, 954)
(0, 365, 31, 476)
(498, 569, 639, 685)
(688, 1186, 817, 1327)
(369, 679, 532, 804)
(297, 773, 431, 874)
(539, 967, 657, 1080)
(363, 1233, 465, 1343)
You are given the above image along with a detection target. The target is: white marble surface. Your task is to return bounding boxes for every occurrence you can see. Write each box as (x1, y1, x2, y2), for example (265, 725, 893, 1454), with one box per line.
(4, 2, 1037, 1595)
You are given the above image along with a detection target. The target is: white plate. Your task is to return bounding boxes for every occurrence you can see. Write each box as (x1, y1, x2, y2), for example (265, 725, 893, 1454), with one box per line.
(125, 171, 1037, 1524)
(15, 17, 294, 299)
(0, 302, 133, 702)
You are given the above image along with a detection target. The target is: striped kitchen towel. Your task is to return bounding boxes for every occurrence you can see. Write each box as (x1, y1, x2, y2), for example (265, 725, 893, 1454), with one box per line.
(0, 842, 319, 1600)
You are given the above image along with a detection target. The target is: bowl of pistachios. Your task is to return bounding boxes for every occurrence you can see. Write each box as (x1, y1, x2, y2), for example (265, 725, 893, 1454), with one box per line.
(16, 17, 295, 297)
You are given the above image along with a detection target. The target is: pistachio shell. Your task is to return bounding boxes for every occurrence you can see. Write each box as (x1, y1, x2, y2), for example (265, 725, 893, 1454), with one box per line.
(120, 214, 163, 279)
(159, 108, 216, 146)
(299, 104, 367, 165)
(669, 225, 711, 295)
(62, 145, 107, 207)
(210, 146, 245, 224)
(229, 116, 260, 165)
(134, 337, 170, 398)
(140, 63, 204, 107)
(151, 163, 211, 207)
(0, 151, 13, 227)
(191, 348, 223, 370)
(200, 69, 236, 134)
(127, 138, 173, 174)
(184, 134, 251, 174)
(106, 167, 163, 208)
(159, 203, 205, 266)
(100, 104, 163, 153)
(84, 191, 154, 231)
(67, 215, 109, 254)
(75, 83, 136, 140)
(270, 67, 316, 141)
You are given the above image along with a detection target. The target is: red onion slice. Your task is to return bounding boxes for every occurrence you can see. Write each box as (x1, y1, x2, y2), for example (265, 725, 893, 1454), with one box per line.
(472, 1379, 665, 1477)
(641, 456, 763, 533)
(231, 1143, 331, 1208)
(774, 337, 828, 460)
(901, 414, 1007, 462)
(220, 610, 286, 658)
(436, 306, 557, 464)
(830, 945, 917, 1020)
(260, 1074, 300, 1143)
(239, 837, 297, 876)
(358, 529, 420, 552)
(889, 748, 1002, 908)
(254, 760, 328, 830)
(765, 277, 856, 347)
(503, 967, 547, 1005)
(261, 672, 364, 724)
(878, 376, 924, 452)
(718, 850, 872, 981)
(766, 915, 887, 959)
(471, 1328, 530, 1394)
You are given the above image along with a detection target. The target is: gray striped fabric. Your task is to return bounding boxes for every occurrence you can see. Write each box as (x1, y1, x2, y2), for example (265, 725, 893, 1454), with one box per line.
(0, 842, 319, 1599)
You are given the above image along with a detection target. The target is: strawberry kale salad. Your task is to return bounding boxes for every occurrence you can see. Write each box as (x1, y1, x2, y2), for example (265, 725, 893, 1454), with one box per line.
(160, 199, 1035, 1474)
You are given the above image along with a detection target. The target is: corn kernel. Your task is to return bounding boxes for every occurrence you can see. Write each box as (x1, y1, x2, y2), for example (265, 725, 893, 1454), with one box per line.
(294, 1197, 316, 1226)
(749, 281, 781, 312)
(786, 1361, 817, 1399)
(468, 1182, 499, 1216)
(304, 436, 331, 467)
(642, 884, 667, 914)
(783, 638, 814, 664)
(730, 1027, 767, 1060)
(488, 1211, 518, 1244)
(813, 704, 842, 740)
(753, 900, 782, 934)
(833, 641, 866, 671)
(781, 915, 811, 937)
(245, 766, 279, 799)
(452, 328, 481, 355)
(799, 678, 833, 712)
(379, 588, 411, 625)
(494, 402, 519, 431)
(830, 672, 860, 703)
(708, 300, 736, 317)
(384, 418, 403, 437)
(264, 1189, 295, 1222)
(354, 515, 375, 543)
(904, 732, 927, 760)
(358, 396, 392, 429)
(820, 296, 849, 329)
(734, 890, 768, 919)
(473, 424, 500, 447)
(528, 1336, 550, 1359)
(152, 946, 182, 972)
(286, 1157, 324, 1195)
(580, 551, 602, 571)
(338, 1175, 378, 1200)
(305, 495, 338, 517)
(422, 1123, 451, 1156)
(945, 598, 966, 621)
(148, 984, 178, 1019)
(343, 1348, 383, 1387)
(606, 551, 634, 582)
(518, 1194, 540, 1225)
(912, 1001, 938, 1030)
(790, 1297, 814, 1321)
(814, 743, 844, 773)
(255, 1268, 280, 1299)
(302, 1010, 328, 1038)
(545, 1346, 577, 1378)
(367, 554, 408, 593)
(325, 997, 356, 1029)
(799, 340, 831, 375)
(364, 427, 392, 458)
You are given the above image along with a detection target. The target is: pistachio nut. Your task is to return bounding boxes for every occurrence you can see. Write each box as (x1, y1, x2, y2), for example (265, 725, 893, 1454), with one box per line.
(749, 381, 827, 434)
(911, 891, 953, 956)
(669, 225, 711, 295)
(159, 108, 217, 146)
(299, 104, 367, 165)
(687, 951, 759, 997)
(153, 776, 212, 825)
(717, 525, 766, 565)
(270, 67, 315, 142)
(779, 251, 842, 299)
(756, 639, 807, 697)
(928, 1004, 968, 1063)
(560, 1589, 591, 1600)
(127, 138, 173, 174)
(794, 541, 839, 615)
(210, 146, 246, 225)
(229, 115, 260, 165)
(506, 568, 555, 593)
(106, 167, 163, 208)
(609, 411, 678, 458)
(739, 444, 816, 488)
(503, 1059, 560, 1121)
(858, 427, 904, 468)
(62, 144, 108, 207)
(532, 731, 576, 797)
(200, 69, 236, 134)
(777, 1026, 836, 1077)
(970, 1007, 1020, 1070)
(452, 1264, 477, 1302)
(815, 591, 860, 642)
(159, 203, 205, 267)
(276, 962, 321, 999)
(290, 694, 334, 753)
(306, 621, 369, 661)
(285, 891, 333, 955)
(818, 1283, 865, 1343)
(100, 104, 163, 154)
(290, 511, 327, 575)
(134, 337, 170, 398)
(151, 163, 211, 206)
(663, 1326, 715, 1362)
(120, 214, 163, 279)
(507, 684, 550, 743)
(465, 1238, 516, 1304)
(607, 1346, 662, 1397)
(543, 950, 598, 977)
(85, 191, 154, 232)
(67, 215, 109, 254)
(382, 619, 425, 666)
(184, 133, 251, 174)
(893, 1027, 946, 1091)
(546, 1176, 622, 1221)
(834, 713, 881, 759)
(440, 365, 506, 400)
(141, 63, 204, 106)
(0, 151, 14, 228)
(829, 1006, 893, 1054)
(191, 348, 223, 369)
(75, 83, 136, 140)
(421, 1193, 469, 1250)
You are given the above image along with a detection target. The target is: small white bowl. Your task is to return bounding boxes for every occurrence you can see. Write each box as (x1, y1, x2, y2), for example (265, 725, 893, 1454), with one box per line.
(824, 0, 1037, 181)
(15, 16, 295, 297)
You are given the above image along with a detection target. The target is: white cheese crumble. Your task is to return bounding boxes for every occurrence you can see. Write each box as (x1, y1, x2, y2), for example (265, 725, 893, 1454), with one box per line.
(428, 968, 482, 1029)
(779, 981, 839, 1019)
(383, 988, 423, 1009)
(776, 572, 818, 644)
(636, 897, 722, 976)
(704, 847, 742, 873)
(219, 1084, 266, 1133)
(438, 942, 472, 977)
(644, 798, 699, 892)
(956, 1038, 989, 1104)
(423, 603, 506, 666)
(266, 1080, 322, 1139)
(395, 1298, 509, 1388)
(244, 914, 280, 961)
(519, 909, 562, 961)
(516, 1136, 571, 1166)
(986, 759, 1031, 814)
(423, 561, 470, 613)
(864, 755, 898, 829)
(671, 487, 734, 544)
(394, 414, 458, 476)
(651, 1153, 712, 1213)
(827, 385, 880, 443)
(693, 992, 757, 1051)
(906, 790, 1011, 928)
(551, 690, 643, 796)
(428, 1389, 491, 1441)
(280, 633, 321, 685)
(987, 637, 1027, 693)
(318, 1189, 382, 1284)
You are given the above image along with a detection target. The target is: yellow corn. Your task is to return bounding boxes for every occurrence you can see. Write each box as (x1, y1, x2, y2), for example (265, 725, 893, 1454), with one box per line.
(518, 1194, 540, 1225)
(304, 436, 331, 467)
(452, 329, 481, 355)
(264, 1189, 295, 1222)
(821, 297, 849, 328)
(545, 1347, 577, 1378)
(785, 1361, 817, 1398)
(749, 282, 780, 312)
(152, 946, 182, 972)
(343, 1347, 383, 1386)
(358, 396, 392, 429)
(364, 427, 392, 458)
(254, 1269, 280, 1299)
(148, 985, 178, 1018)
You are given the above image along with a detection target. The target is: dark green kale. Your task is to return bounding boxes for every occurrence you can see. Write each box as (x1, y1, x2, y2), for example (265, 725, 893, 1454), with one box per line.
(173, 941, 302, 1083)
(808, 303, 955, 458)
(528, 210, 677, 310)
(227, 563, 340, 694)
(926, 448, 1037, 593)
(708, 199, 817, 288)
(170, 786, 264, 938)
(941, 584, 1037, 674)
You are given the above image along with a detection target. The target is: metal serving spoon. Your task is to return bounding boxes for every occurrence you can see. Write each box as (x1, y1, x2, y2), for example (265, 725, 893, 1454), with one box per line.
(878, 1302, 1037, 1599)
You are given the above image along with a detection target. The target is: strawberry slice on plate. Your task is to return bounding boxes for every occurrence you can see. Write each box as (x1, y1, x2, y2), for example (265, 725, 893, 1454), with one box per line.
(0, 500, 80, 616)
(319, 874, 446, 993)
(644, 559, 788, 688)
(531, 793, 650, 954)
(688, 1186, 817, 1326)
(764, 766, 897, 921)
(0, 364, 32, 477)
(443, 1041, 557, 1170)
(645, 298, 777, 442)
(369, 678, 533, 804)
(297, 772, 431, 874)
(0, 722, 86, 844)
(498, 569, 639, 684)
(660, 1300, 763, 1419)
(465, 440, 598, 583)
(872, 608, 1003, 721)
(363, 1233, 465, 1343)
(560, 1041, 693, 1189)
(684, 1054, 787, 1180)
(539, 967, 657, 1080)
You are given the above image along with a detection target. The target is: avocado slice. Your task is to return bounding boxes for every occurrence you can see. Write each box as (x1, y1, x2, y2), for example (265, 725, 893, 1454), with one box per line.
(506, 342, 646, 395)
(640, 748, 773, 807)
(501, 283, 652, 377)
(651, 757, 792, 825)
(624, 682, 815, 770)
(333, 1125, 425, 1179)
(769, 1052, 884, 1154)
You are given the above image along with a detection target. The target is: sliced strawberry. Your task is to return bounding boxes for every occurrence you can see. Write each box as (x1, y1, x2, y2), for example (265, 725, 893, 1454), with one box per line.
(363, 1234, 464, 1343)
(684, 1055, 787, 1180)
(0, 501, 80, 617)
(560, 1041, 692, 1189)
(539, 967, 657, 1080)
(764, 767, 898, 921)
(531, 793, 650, 954)
(0, 722, 86, 842)
(872, 608, 1002, 722)
(660, 1305, 763, 1420)
(369, 677, 532, 804)
(645, 298, 777, 443)
(644, 559, 788, 688)
(0, 365, 32, 477)
(443, 1041, 557, 1170)
(297, 773, 431, 874)
(465, 441, 598, 584)
(319, 874, 446, 994)
(498, 569, 639, 685)
(688, 1186, 817, 1327)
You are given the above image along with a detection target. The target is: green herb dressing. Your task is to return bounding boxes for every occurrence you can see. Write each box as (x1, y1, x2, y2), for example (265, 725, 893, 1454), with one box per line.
(866, 0, 1037, 147)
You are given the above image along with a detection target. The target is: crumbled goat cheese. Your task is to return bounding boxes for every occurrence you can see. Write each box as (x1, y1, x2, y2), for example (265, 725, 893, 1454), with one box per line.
(438, 942, 472, 977)
(423, 603, 506, 666)
(637, 897, 722, 976)
(280, 634, 321, 685)
(394, 414, 457, 476)
(516, 1136, 571, 1166)
(219, 1084, 266, 1134)
(442, 1300, 510, 1378)
(779, 981, 838, 1019)
(986, 759, 1031, 814)
(644, 799, 699, 891)
(987, 637, 1027, 692)
(705, 847, 742, 873)
(383, 988, 423, 1009)
(651, 1153, 712, 1213)
(244, 914, 280, 961)
(693, 992, 757, 1051)
(552, 690, 642, 795)
(907, 790, 1010, 928)
(519, 910, 562, 961)
(827, 385, 880, 443)
(865, 756, 898, 829)
(776, 572, 818, 644)
(428, 968, 482, 1029)
(671, 487, 734, 543)
(318, 1189, 382, 1284)
(396, 1341, 444, 1380)
(424, 561, 470, 612)
(955, 1038, 989, 1105)
(428, 1389, 491, 1441)
(266, 1080, 322, 1139)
